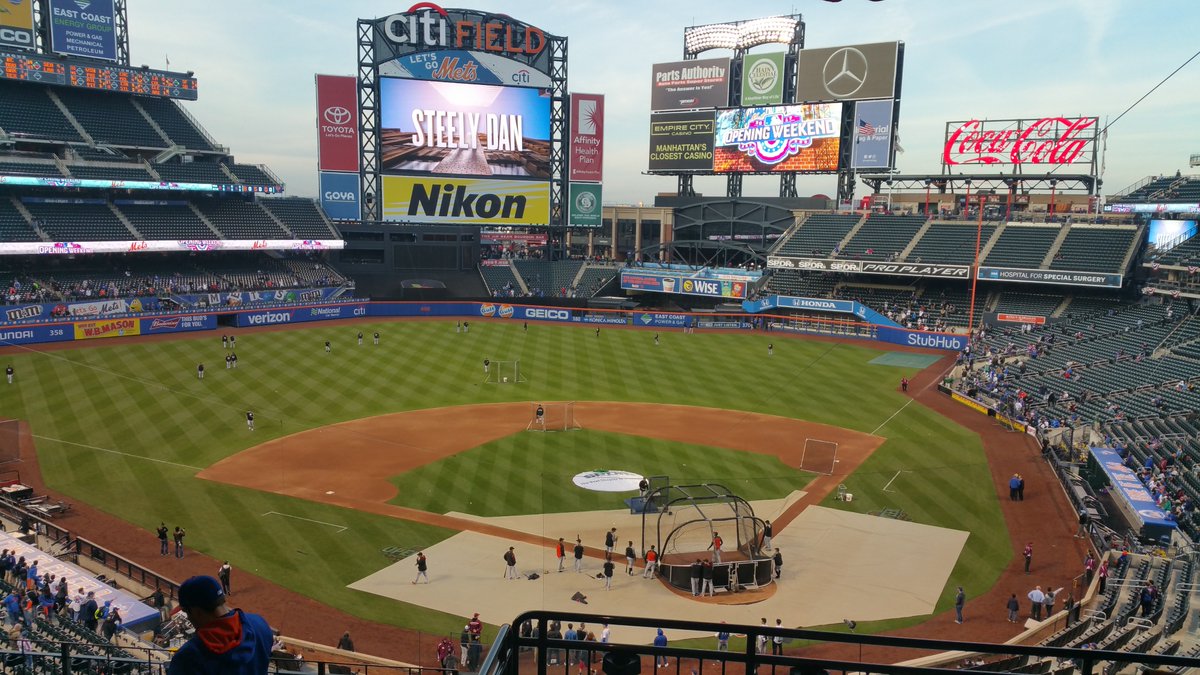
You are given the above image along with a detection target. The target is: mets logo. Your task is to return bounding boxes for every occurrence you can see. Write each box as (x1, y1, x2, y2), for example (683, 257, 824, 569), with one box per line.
(480, 303, 496, 317)
(498, 304, 514, 319)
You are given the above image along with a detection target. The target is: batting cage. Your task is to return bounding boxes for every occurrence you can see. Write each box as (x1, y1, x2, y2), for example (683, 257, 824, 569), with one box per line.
(641, 483, 773, 592)
(484, 360, 526, 385)
(526, 402, 581, 432)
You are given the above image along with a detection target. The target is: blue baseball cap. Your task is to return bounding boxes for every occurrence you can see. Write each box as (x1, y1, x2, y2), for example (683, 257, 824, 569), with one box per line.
(179, 575, 225, 610)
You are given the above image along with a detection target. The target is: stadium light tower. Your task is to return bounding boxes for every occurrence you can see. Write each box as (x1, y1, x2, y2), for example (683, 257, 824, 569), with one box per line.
(683, 15, 801, 55)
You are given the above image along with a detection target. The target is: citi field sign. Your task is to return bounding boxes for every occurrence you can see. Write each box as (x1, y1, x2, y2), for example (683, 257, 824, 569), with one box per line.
(381, 2, 547, 57)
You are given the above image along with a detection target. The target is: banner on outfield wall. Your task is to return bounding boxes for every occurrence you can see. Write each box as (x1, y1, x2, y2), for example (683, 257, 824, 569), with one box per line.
(319, 171, 362, 221)
(996, 313, 1046, 325)
(0, 239, 343, 256)
(141, 314, 216, 334)
(0, 288, 348, 325)
(621, 271, 748, 299)
(633, 312, 690, 328)
(74, 318, 140, 340)
(950, 391, 990, 416)
(48, 0, 117, 61)
(569, 93, 604, 183)
(315, 74, 360, 172)
(235, 304, 369, 327)
(876, 326, 966, 351)
(0, 0, 35, 51)
(0, 325, 73, 345)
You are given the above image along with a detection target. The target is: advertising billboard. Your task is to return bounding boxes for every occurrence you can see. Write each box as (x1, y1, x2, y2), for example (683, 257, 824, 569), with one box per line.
(851, 99, 895, 170)
(942, 117, 1099, 167)
(651, 58, 731, 111)
(648, 111, 716, 172)
(48, 0, 117, 61)
(569, 93, 604, 183)
(620, 271, 748, 299)
(1148, 220, 1198, 249)
(741, 52, 786, 106)
(0, 0, 35, 51)
(379, 50, 552, 88)
(319, 171, 362, 221)
(713, 103, 842, 173)
(379, 78, 552, 179)
(315, 74, 360, 173)
(381, 176, 550, 226)
(796, 41, 899, 102)
(568, 183, 602, 228)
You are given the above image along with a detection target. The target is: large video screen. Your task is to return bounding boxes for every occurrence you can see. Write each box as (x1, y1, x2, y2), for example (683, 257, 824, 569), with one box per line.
(648, 111, 716, 172)
(713, 103, 843, 173)
(1148, 220, 1198, 250)
(379, 78, 552, 179)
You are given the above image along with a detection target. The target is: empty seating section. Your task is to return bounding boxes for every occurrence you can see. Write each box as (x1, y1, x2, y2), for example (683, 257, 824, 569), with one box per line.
(0, 159, 64, 177)
(513, 260, 583, 296)
(24, 200, 132, 241)
(1120, 176, 1175, 201)
(994, 293, 1062, 317)
(841, 215, 927, 260)
(1152, 231, 1200, 266)
(153, 161, 234, 184)
(0, 199, 39, 242)
(66, 163, 154, 181)
(228, 163, 277, 186)
(768, 270, 839, 297)
(69, 145, 128, 161)
(195, 199, 289, 239)
(54, 87, 166, 148)
(278, 259, 347, 287)
(906, 222, 996, 264)
(1063, 296, 1124, 317)
(261, 198, 339, 239)
(136, 96, 216, 150)
(575, 265, 619, 296)
(983, 226, 1060, 268)
(775, 214, 860, 257)
(1173, 178, 1200, 200)
(480, 263, 520, 294)
(0, 81, 83, 141)
(116, 202, 214, 240)
(1051, 227, 1137, 273)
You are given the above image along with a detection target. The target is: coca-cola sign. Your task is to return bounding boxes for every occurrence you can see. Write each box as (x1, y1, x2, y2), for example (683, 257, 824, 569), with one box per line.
(942, 116, 1099, 166)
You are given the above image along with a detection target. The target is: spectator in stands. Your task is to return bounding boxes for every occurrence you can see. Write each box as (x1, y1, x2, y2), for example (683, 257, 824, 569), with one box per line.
(79, 592, 98, 632)
(169, 575, 273, 675)
(101, 605, 122, 642)
(337, 631, 355, 652)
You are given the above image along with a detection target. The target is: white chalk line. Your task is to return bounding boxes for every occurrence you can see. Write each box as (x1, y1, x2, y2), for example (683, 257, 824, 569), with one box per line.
(262, 511, 348, 533)
(882, 470, 906, 492)
(871, 398, 915, 435)
(32, 435, 203, 471)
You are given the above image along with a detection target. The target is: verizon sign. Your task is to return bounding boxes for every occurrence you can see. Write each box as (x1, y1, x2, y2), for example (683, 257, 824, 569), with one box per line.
(942, 116, 1099, 167)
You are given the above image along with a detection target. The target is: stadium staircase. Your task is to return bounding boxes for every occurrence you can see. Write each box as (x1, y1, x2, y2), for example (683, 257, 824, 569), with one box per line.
(43, 87, 94, 144)
(107, 203, 142, 239)
(835, 214, 870, 254)
(898, 218, 934, 260)
(1040, 225, 1074, 268)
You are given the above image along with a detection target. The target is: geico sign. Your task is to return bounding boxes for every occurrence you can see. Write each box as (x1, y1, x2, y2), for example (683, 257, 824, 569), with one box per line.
(383, 3, 546, 56)
(0, 29, 33, 46)
(324, 191, 357, 202)
(524, 308, 569, 320)
(245, 312, 291, 325)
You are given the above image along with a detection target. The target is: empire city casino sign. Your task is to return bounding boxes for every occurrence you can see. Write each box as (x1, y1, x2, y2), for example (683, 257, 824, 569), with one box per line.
(381, 2, 547, 57)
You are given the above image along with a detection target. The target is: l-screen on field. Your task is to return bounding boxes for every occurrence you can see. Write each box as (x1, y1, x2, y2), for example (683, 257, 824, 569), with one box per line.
(0, 320, 1006, 635)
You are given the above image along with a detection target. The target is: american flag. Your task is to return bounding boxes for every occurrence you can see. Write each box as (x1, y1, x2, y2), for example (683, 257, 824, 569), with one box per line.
(858, 119, 875, 136)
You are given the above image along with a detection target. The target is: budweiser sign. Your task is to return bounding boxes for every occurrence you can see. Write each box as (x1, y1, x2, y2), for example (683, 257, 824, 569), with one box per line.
(942, 116, 1099, 166)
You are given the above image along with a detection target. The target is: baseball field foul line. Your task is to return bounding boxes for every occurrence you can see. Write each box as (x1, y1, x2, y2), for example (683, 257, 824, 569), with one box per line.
(882, 470, 905, 492)
(871, 398, 915, 435)
(262, 511, 348, 533)
(32, 435, 204, 471)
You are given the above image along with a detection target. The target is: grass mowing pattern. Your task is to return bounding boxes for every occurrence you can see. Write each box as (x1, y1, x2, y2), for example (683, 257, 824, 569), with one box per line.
(0, 320, 1006, 634)
(389, 429, 815, 516)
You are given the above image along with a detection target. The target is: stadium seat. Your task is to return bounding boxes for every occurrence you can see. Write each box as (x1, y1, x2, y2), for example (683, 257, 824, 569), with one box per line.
(906, 222, 997, 264)
(136, 96, 218, 151)
(194, 198, 290, 239)
(775, 213, 861, 257)
(261, 197, 341, 239)
(0, 198, 41, 242)
(0, 81, 85, 142)
(982, 225, 1061, 268)
(1050, 227, 1138, 273)
(152, 160, 236, 185)
(841, 214, 927, 261)
(115, 202, 216, 240)
(23, 199, 134, 241)
(53, 87, 169, 148)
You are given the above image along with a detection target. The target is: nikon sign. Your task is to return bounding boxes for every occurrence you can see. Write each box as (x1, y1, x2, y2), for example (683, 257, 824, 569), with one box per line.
(381, 176, 550, 226)
(741, 52, 785, 106)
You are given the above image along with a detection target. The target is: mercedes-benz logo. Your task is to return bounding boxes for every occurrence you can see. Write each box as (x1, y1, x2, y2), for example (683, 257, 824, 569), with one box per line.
(323, 106, 352, 126)
(821, 47, 868, 98)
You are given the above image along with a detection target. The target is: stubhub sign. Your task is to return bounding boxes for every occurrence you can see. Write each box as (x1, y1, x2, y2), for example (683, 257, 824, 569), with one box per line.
(877, 326, 966, 352)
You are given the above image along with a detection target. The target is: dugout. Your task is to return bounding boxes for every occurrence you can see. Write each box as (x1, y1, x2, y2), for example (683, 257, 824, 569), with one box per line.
(641, 483, 773, 592)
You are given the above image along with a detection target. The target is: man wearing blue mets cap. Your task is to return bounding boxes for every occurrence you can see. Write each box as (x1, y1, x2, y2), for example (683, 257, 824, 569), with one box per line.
(168, 575, 273, 675)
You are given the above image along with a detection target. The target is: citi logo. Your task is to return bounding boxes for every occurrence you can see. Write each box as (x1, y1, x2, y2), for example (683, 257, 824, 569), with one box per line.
(245, 312, 291, 325)
(511, 70, 531, 84)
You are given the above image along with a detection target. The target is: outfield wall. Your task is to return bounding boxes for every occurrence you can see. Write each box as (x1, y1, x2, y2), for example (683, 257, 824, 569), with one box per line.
(0, 301, 967, 351)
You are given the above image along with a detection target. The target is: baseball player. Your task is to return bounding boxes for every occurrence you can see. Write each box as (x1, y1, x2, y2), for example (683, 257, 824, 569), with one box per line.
(5, 365, 12, 384)
(197, 363, 205, 380)
(230, 336, 236, 349)
(463, 321, 470, 333)
(221, 334, 228, 349)
(373, 332, 380, 345)
(709, 532, 724, 563)
(357, 332, 363, 346)
(413, 552, 428, 584)
(246, 410, 255, 431)
(536, 404, 545, 427)
(768, 343, 774, 356)
(604, 527, 616, 554)
(324, 340, 331, 353)
(484, 358, 491, 374)
(456, 321, 462, 334)
(230, 353, 238, 369)
(654, 333, 660, 346)
(523, 321, 528, 333)
(595, 327, 600, 338)
(225, 354, 232, 369)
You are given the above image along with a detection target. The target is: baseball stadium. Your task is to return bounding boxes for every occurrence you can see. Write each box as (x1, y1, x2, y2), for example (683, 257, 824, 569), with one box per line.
(0, 1, 1198, 674)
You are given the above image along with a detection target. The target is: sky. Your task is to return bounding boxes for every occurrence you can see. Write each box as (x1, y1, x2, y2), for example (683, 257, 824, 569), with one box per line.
(126, 0, 1200, 204)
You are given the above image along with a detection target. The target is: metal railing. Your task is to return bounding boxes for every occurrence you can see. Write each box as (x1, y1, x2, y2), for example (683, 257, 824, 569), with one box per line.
(484, 610, 1200, 675)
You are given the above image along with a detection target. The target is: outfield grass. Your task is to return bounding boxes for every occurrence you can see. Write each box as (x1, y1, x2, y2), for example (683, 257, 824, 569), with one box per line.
(389, 429, 816, 516)
(0, 320, 1006, 636)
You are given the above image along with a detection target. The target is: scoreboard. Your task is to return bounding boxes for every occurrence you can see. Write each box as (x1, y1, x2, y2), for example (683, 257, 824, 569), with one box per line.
(0, 51, 197, 100)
